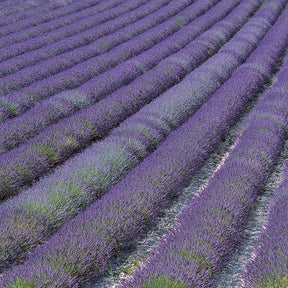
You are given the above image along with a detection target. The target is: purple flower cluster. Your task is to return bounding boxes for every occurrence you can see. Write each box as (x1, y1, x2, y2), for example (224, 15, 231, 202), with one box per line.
(0, 0, 239, 155)
(240, 57, 288, 288)
(0, 0, 287, 285)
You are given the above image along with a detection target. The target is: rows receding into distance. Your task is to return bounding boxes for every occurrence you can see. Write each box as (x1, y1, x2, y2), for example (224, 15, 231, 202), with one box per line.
(0, 0, 219, 96)
(0, 0, 264, 267)
(0, 0, 102, 31)
(0, 0, 241, 197)
(0, 0, 210, 118)
(0, 0, 125, 46)
(0, 0, 73, 20)
(0, 0, 287, 287)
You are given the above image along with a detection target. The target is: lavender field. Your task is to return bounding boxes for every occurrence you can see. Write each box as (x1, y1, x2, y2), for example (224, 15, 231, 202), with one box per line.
(0, 0, 287, 287)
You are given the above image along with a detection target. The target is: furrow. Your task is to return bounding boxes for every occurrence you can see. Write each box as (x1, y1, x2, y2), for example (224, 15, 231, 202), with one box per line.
(121, 8, 288, 285)
(214, 51, 288, 288)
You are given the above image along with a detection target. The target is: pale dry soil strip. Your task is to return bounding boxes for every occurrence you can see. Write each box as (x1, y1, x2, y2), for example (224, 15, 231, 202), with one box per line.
(81, 128, 241, 288)
(214, 52, 288, 287)
(81, 77, 285, 288)
(214, 139, 288, 288)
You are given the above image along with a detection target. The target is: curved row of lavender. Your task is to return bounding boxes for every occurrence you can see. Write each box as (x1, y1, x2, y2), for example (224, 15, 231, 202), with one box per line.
(0, 0, 271, 207)
(0, 0, 287, 286)
(0, 0, 219, 96)
(240, 61, 288, 287)
(0, 0, 129, 50)
(0, 0, 239, 155)
(122, 23, 288, 288)
(0, 0, 262, 269)
(0, 0, 269, 213)
(0, 0, 277, 200)
(0, 0, 128, 53)
(0, 0, 197, 118)
(0, 0, 101, 31)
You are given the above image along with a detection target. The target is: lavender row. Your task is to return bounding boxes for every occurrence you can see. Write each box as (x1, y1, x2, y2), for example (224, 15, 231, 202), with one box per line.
(0, 0, 263, 198)
(1, 0, 49, 6)
(0, 0, 282, 276)
(0, 0, 271, 201)
(0, 0, 205, 118)
(234, 74, 288, 139)
(0, 0, 101, 31)
(0, 2, 234, 154)
(0, 0, 91, 28)
(0, 0, 127, 48)
(0, 0, 197, 94)
(0, 0, 236, 152)
(242, 182, 288, 288)
(240, 65, 288, 288)
(0, 0, 191, 81)
(1, 4, 287, 285)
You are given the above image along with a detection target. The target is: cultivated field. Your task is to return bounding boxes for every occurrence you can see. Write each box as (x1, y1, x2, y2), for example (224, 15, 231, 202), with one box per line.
(0, 0, 287, 287)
